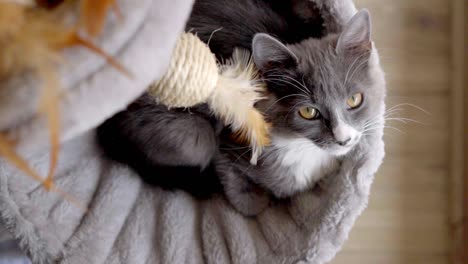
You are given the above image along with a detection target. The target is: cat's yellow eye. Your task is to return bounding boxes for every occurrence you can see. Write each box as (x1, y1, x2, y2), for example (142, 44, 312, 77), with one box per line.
(298, 106, 320, 120)
(347, 93, 363, 109)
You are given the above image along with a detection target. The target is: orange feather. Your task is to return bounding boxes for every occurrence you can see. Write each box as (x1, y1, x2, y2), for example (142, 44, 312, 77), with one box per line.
(0, 0, 124, 208)
(80, 0, 118, 37)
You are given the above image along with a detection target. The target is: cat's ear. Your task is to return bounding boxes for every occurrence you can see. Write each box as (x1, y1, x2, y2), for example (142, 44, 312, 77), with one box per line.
(336, 9, 372, 54)
(252, 33, 298, 72)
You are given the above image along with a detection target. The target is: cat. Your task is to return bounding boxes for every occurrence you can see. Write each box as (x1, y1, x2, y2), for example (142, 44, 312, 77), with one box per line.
(97, 1, 386, 216)
(210, 9, 385, 215)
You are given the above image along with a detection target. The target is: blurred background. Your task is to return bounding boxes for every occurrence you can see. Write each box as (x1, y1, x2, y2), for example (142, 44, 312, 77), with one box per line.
(333, 0, 466, 264)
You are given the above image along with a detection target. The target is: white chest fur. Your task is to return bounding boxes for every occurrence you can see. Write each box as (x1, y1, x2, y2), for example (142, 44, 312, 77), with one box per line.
(269, 135, 338, 192)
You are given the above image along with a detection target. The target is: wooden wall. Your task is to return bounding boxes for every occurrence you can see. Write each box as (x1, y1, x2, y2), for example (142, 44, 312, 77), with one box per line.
(460, 0, 467, 262)
(332, 0, 455, 263)
(451, 0, 465, 262)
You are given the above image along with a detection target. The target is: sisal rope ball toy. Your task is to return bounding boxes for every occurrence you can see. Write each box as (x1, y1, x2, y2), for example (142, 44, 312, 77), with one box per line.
(148, 33, 270, 164)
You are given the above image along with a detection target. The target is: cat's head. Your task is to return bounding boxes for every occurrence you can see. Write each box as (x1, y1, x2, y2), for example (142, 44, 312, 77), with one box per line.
(252, 9, 385, 156)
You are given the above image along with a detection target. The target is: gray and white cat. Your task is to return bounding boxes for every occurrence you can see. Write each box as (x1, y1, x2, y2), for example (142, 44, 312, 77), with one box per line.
(215, 10, 385, 215)
(97, 1, 386, 216)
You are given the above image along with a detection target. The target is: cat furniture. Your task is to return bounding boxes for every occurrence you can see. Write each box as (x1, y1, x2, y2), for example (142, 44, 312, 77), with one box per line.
(0, 0, 385, 263)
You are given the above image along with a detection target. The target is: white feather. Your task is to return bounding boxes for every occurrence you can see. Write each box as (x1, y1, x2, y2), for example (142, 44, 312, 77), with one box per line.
(208, 49, 269, 164)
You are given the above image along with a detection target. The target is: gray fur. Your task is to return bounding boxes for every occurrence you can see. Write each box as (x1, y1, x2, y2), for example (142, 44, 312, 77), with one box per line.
(98, 95, 218, 169)
(252, 33, 299, 72)
(97, 95, 223, 197)
(218, 9, 386, 215)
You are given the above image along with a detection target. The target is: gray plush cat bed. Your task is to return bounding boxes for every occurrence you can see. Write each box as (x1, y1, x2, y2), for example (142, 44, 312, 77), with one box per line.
(0, 0, 385, 263)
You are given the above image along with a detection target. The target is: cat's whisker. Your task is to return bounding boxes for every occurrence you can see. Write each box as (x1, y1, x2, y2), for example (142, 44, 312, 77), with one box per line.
(363, 130, 401, 137)
(232, 148, 253, 166)
(264, 77, 311, 95)
(364, 112, 422, 133)
(267, 74, 310, 92)
(264, 94, 309, 112)
(384, 117, 425, 125)
(362, 118, 387, 128)
(271, 75, 310, 93)
(383, 126, 403, 133)
(363, 116, 380, 123)
(344, 53, 369, 86)
(363, 118, 384, 129)
(284, 101, 310, 121)
(385, 108, 406, 116)
(386, 103, 431, 115)
(256, 149, 283, 168)
(207, 27, 223, 46)
(363, 123, 382, 130)
(362, 120, 386, 128)
(363, 125, 403, 134)
(364, 116, 382, 123)
(386, 104, 406, 111)
(384, 109, 403, 116)
(220, 146, 251, 151)
(264, 78, 309, 95)
(362, 125, 383, 132)
(363, 122, 377, 130)
(385, 106, 405, 113)
(385, 117, 409, 124)
(366, 106, 421, 129)
(362, 127, 405, 136)
(384, 111, 404, 117)
(240, 164, 255, 177)
(346, 58, 369, 86)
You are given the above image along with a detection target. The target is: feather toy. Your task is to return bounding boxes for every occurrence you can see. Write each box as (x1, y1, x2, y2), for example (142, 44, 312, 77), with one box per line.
(0, 0, 123, 204)
(148, 33, 270, 164)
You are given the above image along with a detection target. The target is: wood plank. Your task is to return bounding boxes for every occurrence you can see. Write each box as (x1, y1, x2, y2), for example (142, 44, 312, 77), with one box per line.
(354, 210, 448, 230)
(463, 0, 468, 260)
(450, 0, 466, 263)
(333, 252, 448, 264)
(357, 0, 450, 14)
(375, 159, 448, 191)
(343, 226, 449, 253)
(367, 188, 448, 214)
(383, 96, 450, 165)
(452, 0, 468, 263)
(379, 56, 450, 95)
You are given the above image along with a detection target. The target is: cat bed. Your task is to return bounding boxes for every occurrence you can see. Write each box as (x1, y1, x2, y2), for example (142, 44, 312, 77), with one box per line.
(0, 0, 385, 263)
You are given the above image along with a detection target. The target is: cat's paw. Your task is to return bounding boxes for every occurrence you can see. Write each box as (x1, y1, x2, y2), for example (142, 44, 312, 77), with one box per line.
(216, 158, 271, 216)
(225, 183, 270, 216)
(288, 189, 322, 228)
